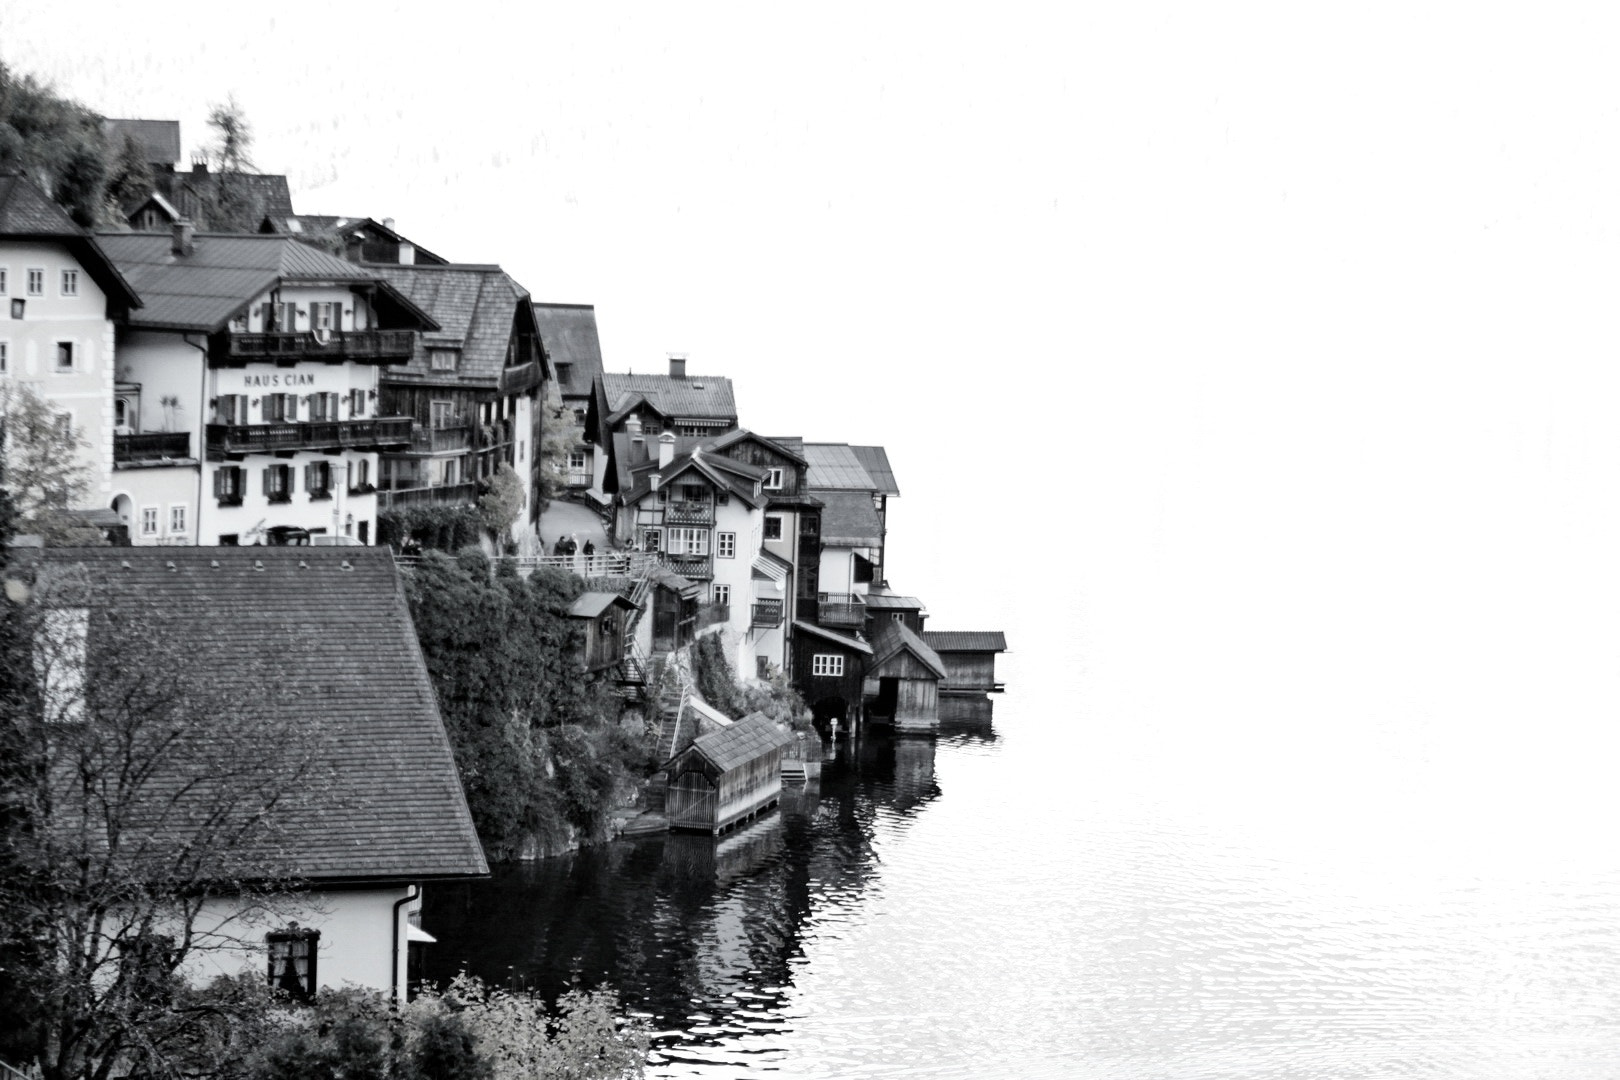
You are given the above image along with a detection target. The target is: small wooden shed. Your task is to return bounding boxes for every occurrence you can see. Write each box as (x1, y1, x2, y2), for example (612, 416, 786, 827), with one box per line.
(663, 712, 794, 834)
(920, 631, 1008, 696)
(865, 622, 950, 735)
(566, 591, 641, 673)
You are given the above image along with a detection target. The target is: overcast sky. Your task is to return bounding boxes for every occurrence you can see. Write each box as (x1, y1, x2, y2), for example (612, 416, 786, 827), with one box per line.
(9, 5, 1620, 775)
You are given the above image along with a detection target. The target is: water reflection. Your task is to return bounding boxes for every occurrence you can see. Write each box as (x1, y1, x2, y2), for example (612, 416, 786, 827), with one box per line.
(420, 728, 948, 1069)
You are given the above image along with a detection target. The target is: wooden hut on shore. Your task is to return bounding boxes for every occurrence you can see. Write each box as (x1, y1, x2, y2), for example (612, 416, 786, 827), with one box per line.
(920, 631, 1008, 696)
(664, 712, 794, 834)
(566, 591, 641, 673)
(865, 622, 949, 734)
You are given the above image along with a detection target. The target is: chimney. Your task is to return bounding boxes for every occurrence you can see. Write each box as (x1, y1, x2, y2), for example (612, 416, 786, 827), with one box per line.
(649, 474, 660, 493)
(625, 414, 642, 438)
(172, 218, 195, 256)
(668, 352, 687, 379)
(398, 242, 415, 266)
(658, 431, 675, 468)
(382, 217, 396, 231)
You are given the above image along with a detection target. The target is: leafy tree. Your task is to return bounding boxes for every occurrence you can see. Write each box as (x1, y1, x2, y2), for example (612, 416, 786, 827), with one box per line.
(0, 61, 108, 226)
(0, 381, 102, 545)
(0, 567, 323, 1080)
(197, 97, 265, 232)
(478, 463, 526, 542)
(102, 132, 153, 219)
(538, 380, 583, 508)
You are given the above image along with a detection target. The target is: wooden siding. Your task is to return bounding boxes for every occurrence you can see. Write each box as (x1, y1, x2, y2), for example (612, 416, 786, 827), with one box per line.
(665, 743, 785, 833)
(790, 633, 866, 722)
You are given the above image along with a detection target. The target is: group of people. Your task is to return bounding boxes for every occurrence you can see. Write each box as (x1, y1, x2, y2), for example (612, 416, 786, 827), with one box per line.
(549, 534, 595, 558)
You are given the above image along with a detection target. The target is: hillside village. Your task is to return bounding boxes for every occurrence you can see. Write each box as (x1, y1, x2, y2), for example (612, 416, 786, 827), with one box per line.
(0, 108, 1005, 1033)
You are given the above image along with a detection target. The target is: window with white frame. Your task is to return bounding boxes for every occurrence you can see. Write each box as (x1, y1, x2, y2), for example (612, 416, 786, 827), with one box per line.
(665, 527, 709, 555)
(717, 531, 736, 558)
(892, 612, 905, 622)
(266, 926, 319, 1002)
(304, 461, 332, 499)
(764, 515, 782, 541)
(429, 349, 459, 372)
(567, 450, 587, 472)
(169, 505, 187, 535)
(812, 654, 844, 677)
(26, 268, 44, 296)
(312, 302, 335, 330)
(309, 392, 339, 421)
(140, 507, 159, 536)
(60, 270, 78, 297)
(764, 467, 783, 489)
(55, 342, 74, 372)
(263, 464, 293, 502)
(349, 388, 366, 418)
(712, 583, 731, 607)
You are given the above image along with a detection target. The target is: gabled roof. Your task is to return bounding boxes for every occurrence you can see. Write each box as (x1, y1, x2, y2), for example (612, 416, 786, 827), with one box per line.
(260, 214, 451, 265)
(818, 490, 884, 548)
(792, 619, 874, 654)
(374, 264, 544, 386)
(871, 621, 949, 680)
(598, 372, 737, 425)
(676, 712, 793, 773)
(0, 173, 141, 312)
(532, 303, 604, 399)
(921, 631, 1009, 653)
(621, 447, 764, 509)
(174, 171, 295, 219)
(804, 442, 899, 496)
(648, 565, 702, 598)
(567, 591, 640, 619)
(704, 428, 809, 467)
(95, 231, 432, 333)
(30, 548, 488, 883)
(102, 118, 182, 166)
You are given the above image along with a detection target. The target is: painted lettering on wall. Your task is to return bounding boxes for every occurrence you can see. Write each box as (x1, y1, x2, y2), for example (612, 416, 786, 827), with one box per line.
(244, 373, 317, 387)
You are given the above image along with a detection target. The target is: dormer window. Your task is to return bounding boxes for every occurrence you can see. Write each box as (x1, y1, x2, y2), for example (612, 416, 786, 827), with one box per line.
(60, 270, 78, 297)
(429, 349, 459, 372)
(764, 468, 783, 490)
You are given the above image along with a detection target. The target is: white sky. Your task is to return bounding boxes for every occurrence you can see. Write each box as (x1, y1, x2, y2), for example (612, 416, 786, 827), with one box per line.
(8, 4, 1620, 756)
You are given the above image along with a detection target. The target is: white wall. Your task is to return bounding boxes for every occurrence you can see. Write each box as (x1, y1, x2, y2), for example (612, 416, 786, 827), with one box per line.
(1, 239, 117, 509)
(181, 884, 419, 1002)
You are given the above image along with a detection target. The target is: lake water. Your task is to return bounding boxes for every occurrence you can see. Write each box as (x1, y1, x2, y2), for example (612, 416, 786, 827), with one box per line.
(422, 671, 1620, 1078)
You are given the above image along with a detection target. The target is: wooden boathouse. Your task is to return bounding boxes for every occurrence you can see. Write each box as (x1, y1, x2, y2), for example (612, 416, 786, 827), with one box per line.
(920, 631, 1008, 696)
(865, 621, 950, 734)
(663, 712, 794, 834)
(566, 590, 641, 673)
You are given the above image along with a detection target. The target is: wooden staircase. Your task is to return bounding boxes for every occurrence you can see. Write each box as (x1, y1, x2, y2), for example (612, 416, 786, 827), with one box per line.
(780, 759, 808, 783)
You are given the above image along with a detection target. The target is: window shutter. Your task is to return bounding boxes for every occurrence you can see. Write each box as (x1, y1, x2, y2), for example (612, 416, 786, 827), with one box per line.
(213, 469, 224, 497)
(303, 464, 312, 490)
(262, 466, 272, 494)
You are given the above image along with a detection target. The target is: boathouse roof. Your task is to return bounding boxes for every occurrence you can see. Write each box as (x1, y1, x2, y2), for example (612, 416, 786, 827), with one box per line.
(567, 590, 640, 619)
(863, 591, 925, 611)
(792, 619, 874, 654)
(921, 631, 1009, 653)
(680, 712, 793, 773)
(871, 622, 949, 680)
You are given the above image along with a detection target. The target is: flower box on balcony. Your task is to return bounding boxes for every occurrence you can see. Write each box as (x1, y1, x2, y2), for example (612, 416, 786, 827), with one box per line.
(267, 493, 293, 505)
(217, 495, 243, 508)
(348, 483, 377, 495)
(308, 490, 332, 502)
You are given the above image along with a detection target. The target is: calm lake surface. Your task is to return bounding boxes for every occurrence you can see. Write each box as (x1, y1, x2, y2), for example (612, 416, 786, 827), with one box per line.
(422, 660, 1620, 1078)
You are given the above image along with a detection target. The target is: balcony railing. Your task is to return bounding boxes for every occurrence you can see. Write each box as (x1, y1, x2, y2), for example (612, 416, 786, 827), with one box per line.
(752, 599, 784, 628)
(114, 431, 191, 464)
(563, 469, 592, 487)
(221, 329, 416, 363)
(660, 552, 714, 580)
(376, 481, 480, 509)
(207, 416, 413, 455)
(663, 501, 714, 526)
(817, 592, 866, 628)
(406, 425, 472, 454)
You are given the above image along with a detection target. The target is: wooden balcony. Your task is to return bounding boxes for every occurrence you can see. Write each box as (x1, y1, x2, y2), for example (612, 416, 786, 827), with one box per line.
(206, 416, 413, 456)
(661, 552, 714, 581)
(405, 425, 472, 454)
(817, 592, 866, 628)
(752, 599, 784, 628)
(114, 431, 191, 464)
(219, 329, 416, 364)
(376, 481, 480, 508)
(663, 501, 714, 526)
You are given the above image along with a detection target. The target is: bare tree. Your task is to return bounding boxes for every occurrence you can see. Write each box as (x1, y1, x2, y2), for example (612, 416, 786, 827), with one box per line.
(0, 563, 324, 1080)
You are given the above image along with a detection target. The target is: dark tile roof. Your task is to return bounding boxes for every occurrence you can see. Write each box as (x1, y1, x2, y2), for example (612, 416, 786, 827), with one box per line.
(703, 428, 808, 466)
(532, 303, 604, 399)
(167, 171, 295, 220)
(683, 712, 793, 773)
(263, 215, 452, 265)
(567, 591, 639, 619)
(921, 631, 1009, 653)
(102, 119, 182, 166)
(600, 372, 737, 424)
(0, 174, 142, 311)
(95, 231, 419, 332)
(375, 264, 534, 386)
(764, 435, 806, 459)
(816, 490, 884, 547)
(622, 448, 763, 509)
(871, 622, 949, 680)
(33, 547, 488, 882)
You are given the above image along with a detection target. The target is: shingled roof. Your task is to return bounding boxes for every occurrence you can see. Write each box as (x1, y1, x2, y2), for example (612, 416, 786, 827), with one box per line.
(598, 372, 738, 425)
(804, 443, 900, 496)
(817, 490, 884, 547)
(532, 303, 604, 399)
(871, 621, 949, 680)
(31, 547, 488, 883)
(0, 173, 141, 312)
(677, 712, 793, 773)
(94, 231, 434, 333)
(374, 264, 543, 387)
(921, 631, 1008, 653)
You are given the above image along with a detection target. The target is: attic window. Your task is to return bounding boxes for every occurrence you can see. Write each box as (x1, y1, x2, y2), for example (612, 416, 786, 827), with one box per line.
(429, 349, 459, 372)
